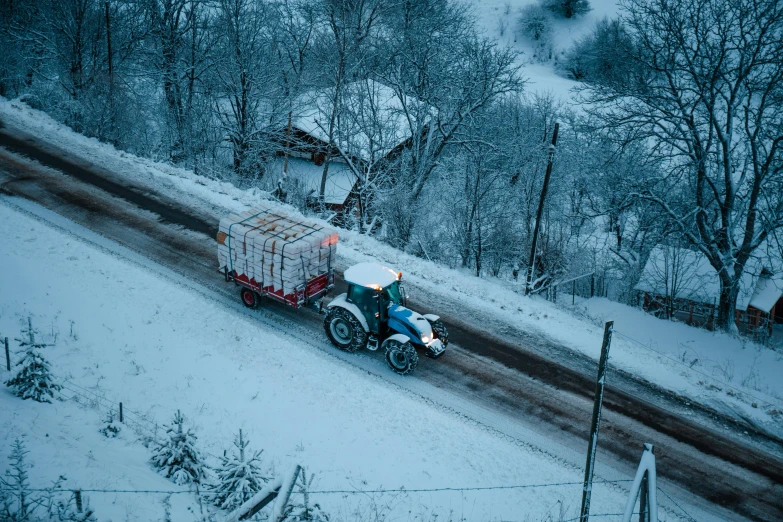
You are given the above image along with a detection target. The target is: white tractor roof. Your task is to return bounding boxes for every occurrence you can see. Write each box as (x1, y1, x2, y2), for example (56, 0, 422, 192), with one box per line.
(344, 262, 399, 289)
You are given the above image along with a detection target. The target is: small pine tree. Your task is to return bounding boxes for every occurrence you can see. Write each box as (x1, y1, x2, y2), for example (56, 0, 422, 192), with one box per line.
(282, 468, 329, 522)
(0, 439, 32, 520)
(52, 492, 97, 522)
(150, 410, 206, 485)
(210, 429, 269, 511)
(6, 317, 60, 403)
(99, 409, 121, 438)
(6, 349, 61, 403)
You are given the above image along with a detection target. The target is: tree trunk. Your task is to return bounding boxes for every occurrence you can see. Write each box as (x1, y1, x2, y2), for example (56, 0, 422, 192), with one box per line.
(716, 277, 739, 333)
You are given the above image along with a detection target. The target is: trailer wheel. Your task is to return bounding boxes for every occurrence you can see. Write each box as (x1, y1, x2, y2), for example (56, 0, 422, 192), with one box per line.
(384, 339, 419, 375)
(429, 319, 449, 347)
(324, 307, 367, 353)
(240, 287, 258, 309)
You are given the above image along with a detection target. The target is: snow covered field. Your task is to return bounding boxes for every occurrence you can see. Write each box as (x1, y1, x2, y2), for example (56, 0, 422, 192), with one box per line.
(2, 94, 781, 442)
(1, 198, 662, 521)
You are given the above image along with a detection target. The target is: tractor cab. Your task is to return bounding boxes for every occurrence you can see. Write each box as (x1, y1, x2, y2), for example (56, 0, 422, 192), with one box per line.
(344, 263, 405, 334)
(324, 262, 449, 375)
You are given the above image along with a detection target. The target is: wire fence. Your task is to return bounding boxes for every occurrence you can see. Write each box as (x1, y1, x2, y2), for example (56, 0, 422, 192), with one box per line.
(39, 380, 700, 522)
(1, 331, 705, 522)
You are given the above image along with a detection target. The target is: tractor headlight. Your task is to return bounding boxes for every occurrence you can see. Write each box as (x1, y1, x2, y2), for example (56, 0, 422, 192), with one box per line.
(421, 335, 430, 343)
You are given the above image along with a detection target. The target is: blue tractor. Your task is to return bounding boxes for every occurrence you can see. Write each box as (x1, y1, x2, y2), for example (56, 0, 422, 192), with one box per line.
(323, 262, 449, 375)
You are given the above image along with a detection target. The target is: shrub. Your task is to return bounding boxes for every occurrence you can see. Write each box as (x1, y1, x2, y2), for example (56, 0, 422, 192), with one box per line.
(540, 0, 592, 19)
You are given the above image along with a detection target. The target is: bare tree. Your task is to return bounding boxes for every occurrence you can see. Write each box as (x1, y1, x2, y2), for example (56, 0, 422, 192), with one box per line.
(583, 0, 783, 330)
(145, 0, 212, 163)
(378, 1, 524, 246)
(211, 0, 275, 176)
(312, 0, 389, 209)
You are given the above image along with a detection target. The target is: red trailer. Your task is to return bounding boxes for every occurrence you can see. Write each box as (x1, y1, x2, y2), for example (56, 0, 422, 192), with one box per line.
(217, 207, 338, 309)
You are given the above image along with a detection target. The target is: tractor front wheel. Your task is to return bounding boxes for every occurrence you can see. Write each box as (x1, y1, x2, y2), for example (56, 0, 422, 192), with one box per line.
(240, 287, 258, 309)
(384, 339, 419, 375)
(429, 319, 449, 347)
(324, 307, 368, 353)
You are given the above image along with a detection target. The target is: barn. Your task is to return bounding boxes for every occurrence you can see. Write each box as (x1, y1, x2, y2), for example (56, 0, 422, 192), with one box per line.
(635, 245, 783, 343)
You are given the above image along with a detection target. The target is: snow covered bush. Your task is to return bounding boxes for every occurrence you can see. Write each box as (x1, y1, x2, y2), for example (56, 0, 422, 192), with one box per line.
(150, 410, 206, 485)
(99, 409, 121, 438)
(0, 439, 32, 520)
(6, 319, 60, 403)
(518, 4, 555, 61)
(540, 0, 592, 19)
(282, 468, 329, 522)
(561, 17, 640, 85)
(6, 348, 61, 403)
(518, 4, 553, 42)
(52, 494, 97, 522)
(210, 429, 269, 511)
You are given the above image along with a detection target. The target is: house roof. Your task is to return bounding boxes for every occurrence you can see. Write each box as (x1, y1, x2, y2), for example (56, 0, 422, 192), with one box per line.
(749, 275, 783, 313)
(634, 245, 782, 312)
(268, 157, 355, 206)
(292, 80, 427, 162)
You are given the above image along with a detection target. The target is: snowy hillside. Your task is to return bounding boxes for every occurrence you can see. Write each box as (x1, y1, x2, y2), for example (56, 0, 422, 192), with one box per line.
(467, 0, 620, 100)
(1, 199, 655, 521)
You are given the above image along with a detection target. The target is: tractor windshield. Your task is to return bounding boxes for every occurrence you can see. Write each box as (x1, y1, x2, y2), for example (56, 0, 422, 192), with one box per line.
(383, 281, 403, 305)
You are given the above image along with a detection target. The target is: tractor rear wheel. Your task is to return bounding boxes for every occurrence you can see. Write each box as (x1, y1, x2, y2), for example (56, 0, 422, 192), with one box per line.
(240, 287, 258, 309)
(429, 319, 449, 347)
(384, 339, 419, 375)
(324, 307, 367, 353)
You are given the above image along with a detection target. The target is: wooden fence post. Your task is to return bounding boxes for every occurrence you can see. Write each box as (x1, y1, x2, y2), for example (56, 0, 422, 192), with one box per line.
(119, 402, 123, 423)
(579, 321, 614, 522)
(4, 337, 9, 372)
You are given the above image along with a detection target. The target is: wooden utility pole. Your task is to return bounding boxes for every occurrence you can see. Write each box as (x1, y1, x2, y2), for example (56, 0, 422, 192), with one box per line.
(525, 122, 559, 295)
(579, 321, 613, 522)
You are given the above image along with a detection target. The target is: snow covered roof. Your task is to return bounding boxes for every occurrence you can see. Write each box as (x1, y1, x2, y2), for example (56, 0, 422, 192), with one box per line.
(292, 80, 427, 162)
(749, 275, 783, 313)
(635, 245, 782, 312)
(344, 262, 399, 289)
(268, 157, 355, 206)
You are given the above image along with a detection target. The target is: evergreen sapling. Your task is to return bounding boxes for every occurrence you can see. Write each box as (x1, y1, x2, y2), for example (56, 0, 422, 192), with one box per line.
(211, 429, 269, 511)
(99, 408, 121, 438)
(150, 410, 206, 485)
(5, 317, 60, 403)
(282, 468, 329, 522)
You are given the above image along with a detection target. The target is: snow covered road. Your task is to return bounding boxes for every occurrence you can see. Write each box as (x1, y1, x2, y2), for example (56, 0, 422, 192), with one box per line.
(0, 119, 781, 521)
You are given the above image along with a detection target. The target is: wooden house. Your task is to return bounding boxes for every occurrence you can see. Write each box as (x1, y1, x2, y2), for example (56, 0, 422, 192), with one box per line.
(635, 245, 783, 343)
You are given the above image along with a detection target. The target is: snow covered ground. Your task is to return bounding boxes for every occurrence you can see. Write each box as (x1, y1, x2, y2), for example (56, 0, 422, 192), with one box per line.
(467, 0, 621, 101)
(1, 198, 664, 522)
(2, 95, 781, 441)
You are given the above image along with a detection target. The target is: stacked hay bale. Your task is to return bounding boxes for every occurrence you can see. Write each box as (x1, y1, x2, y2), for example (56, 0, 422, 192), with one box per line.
(217, 205, 338, 296)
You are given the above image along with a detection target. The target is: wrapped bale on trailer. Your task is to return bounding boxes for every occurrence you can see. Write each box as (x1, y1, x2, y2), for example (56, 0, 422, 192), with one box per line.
(217, 205, 338, 308)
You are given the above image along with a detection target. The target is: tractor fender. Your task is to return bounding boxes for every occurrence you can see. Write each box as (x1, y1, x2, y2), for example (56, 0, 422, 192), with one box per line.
(422, 314, 440, 322)
(382, 333, 412, 348)
(326, 294, 369, 332)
